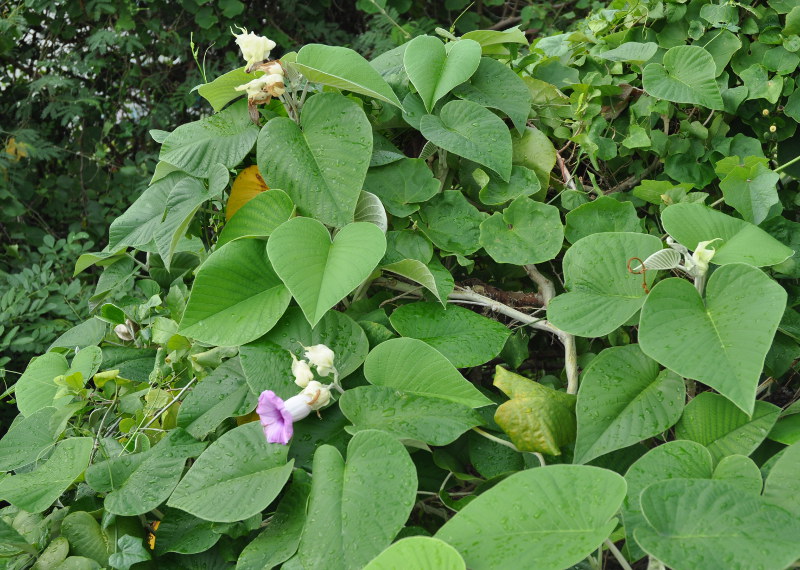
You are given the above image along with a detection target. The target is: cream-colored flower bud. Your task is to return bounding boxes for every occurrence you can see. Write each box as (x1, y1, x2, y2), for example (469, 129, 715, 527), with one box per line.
(232, 26, 276, 72)
(290, 353, 314, 388)
(301, 380, 332, 410)
(303, 344, 336, 377)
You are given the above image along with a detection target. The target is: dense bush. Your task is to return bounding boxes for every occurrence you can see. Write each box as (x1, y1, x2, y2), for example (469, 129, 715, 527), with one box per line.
(2, 0, 800, 568)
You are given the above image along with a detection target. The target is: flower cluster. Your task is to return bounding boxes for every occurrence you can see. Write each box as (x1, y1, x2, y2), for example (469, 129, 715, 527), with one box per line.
(232, 27, 285, 106)
(256, 344, 338, 445)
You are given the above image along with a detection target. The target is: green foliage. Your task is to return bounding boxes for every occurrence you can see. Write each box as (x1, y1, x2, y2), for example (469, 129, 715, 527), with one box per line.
(4, 0, 800, 568)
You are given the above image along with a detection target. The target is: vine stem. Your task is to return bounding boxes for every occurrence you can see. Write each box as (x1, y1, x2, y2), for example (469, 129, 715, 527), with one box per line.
(776, 153, 800, 173)
(375, 277, 580, 395)
(605, 540, 634, 570)
(141, 378, 196, 430)
(472, 427, 519, 451)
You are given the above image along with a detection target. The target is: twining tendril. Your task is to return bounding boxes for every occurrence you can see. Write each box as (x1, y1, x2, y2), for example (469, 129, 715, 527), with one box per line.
(627, 257, 650, 294)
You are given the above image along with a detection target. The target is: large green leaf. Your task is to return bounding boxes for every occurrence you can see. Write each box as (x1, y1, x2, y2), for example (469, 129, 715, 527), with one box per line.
(622, 441, 714, 561)
(364, 537, 465, 570)
(168, 422, 294, 522)
(511, 126, 557, 191)
(564, 196, 643, 244)
(154, 175, 216, 270)
(177, 358, 257, 438)
(240, 306, 369, 399)
(293, 430, 417, 570)
(363, 338, 492, 408)
(435, 465, 626, 569)
(0, 437, 92, 512)
(493, 366, 576, 455)
(642, 45, 724, 109)
(257, 92, 372, 227)
(389, 302, 510, 367)
(196, 67, 255, 112)
(635, 479, 800, 569)
(236, 470, 311, 570)
(151, 507, 219, 556)
(479, 196, 564, 265)
(639, 264, 786, 414)
(547, 232, 663, 337)
(453, 57, 531, 132)
(477, 165, 540, 205)
(107, 173, 175, 250)
(178, 239, 291, 346)
(159, 100, 258, 178)
(674, 392, 780, 461)
(267, 218, 386, 327)
(762, 441, 800, 516)
(362, 158, 440, 217)
(661, 203, 793, 267)
(574, 345, 684, 464)
(420, 100, 512, 181)
(217, 189, 295, 248)
(293, 44, 402, 107)
(718, 160, 781, 225)
(85, 428, 206, 516)
(415, 190, 487, 257)
(339, 385, 483, 445)
(403, 35, 481, 112)
(0, 405, 77, 471)
(14, 352, 70, 417)
(60, 512, 143, 568)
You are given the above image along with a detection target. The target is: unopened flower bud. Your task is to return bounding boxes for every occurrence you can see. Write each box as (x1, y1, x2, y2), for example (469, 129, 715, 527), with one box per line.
(303, 344, 336, 377)
(231, 26, 276, 72)
(290, 352, 314, 388)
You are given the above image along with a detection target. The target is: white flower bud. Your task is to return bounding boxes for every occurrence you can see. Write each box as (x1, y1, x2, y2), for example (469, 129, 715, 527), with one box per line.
(690, 239, 721, 277)
(232, 26, 276, 72)
(303, 344, 336, 377)
(290, 352, 314, 388)
(301, 380, 332, 411)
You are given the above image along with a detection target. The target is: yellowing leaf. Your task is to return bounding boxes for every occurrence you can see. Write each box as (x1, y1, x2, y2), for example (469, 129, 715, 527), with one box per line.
(226, 165, 269, 220)
(493, 366, 576, 455)
(4, 137, 29, 161)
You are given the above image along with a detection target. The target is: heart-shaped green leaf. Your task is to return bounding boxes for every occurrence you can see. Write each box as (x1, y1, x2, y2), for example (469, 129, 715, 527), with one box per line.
(362, 158, 440, 217)
(662, 203, 793, 266)
(178, 239, 292, 346)
(168, 422, 294, 522)
(403, 35, 481, 112)
(267, 218, 386, 327)
(493, 366, 576, 455)
(642, 45, 723, 109)
(674, 392, 780, 461)
(217, 189, 294, 248)
(257, 92, 372, 227)
(719, 161, 781, 225)
(293, 430, 417, 570)
(339, 385, 483, 446)
(293, 44, 402, 108)
(364, 337, 492, 408)
(364, 537, 465, 570)
(574, 344, 684, 464)
(547, 232, 663, 337)
(389, 302, 510, 367)
(420, 100, 512, 181)
(639, 264, 786, 414)
(479, 196, 564, 265)
(635, 479, 800, 570)
(565, 196, 643, 244)
(435, 465, 626, 569)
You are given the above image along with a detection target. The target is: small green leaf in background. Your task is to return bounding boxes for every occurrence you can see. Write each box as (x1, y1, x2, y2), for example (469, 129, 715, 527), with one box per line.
(642, 45, 724, 109)
(661, 203, 793, 267)
(574, 344, 684, 464)
(217, 189, 294, 248)
(152, 507, 219, 556)
(14, 352, 70, 417)
(712, 454, 763, 495)
(293, 44, 402, 107)
(155, 175, 215, 270)
(178, 239, 291, 346)
(740, 64, 784, 103)
(635, 479, 800, 570)
(674, 392, 780, 462)
(86, 428, 207, 516)
(597, 42, 658, 64)
(718, 158, 781, 225)
(0, 437, 92, 512)
(364, 337, 493, 408)
(763, 441, 800, 517)
(622, 440, 714, 562)
(639, 264, 786, 414)
(108, 535, 151, 570)
(420, 100, 513, 181)
(293, 430, 417, 570)
(511, 125, 557, 191)
(267, 218, 386, 327)
(0, 405, 77, 471)
(236, 470, 311, 570)
(547, 232, 662, 337)
(364, 537, 465, 570)
(362, 158, 440, 217)
(168, 422, 293, 522)
(435, 465, 626, 569)
(196, 67, 256, 112)
(389, 302, 510, 367)
(353, 191, 387, 232)
(160, 100, 259, 178)
(381, 259, 443, 303)
(107, 172, 176, 250)
(453, 56, 532, 133)
(403, 35, 481, 112)
(479, 197, 564, 265)
(564, 196, 643, 244)
(477, 165, 540, 205)
(0, 518, 36, 556)
(416, 190, 487, 257)
(340, 385, 483, 445)
(60, 512, 143, 568)
(493, 366, 576, 455)
(257, 92, 372, 227)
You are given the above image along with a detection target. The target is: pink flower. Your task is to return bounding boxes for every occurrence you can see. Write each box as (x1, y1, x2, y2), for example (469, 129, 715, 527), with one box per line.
(256, 382, 332, 444)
